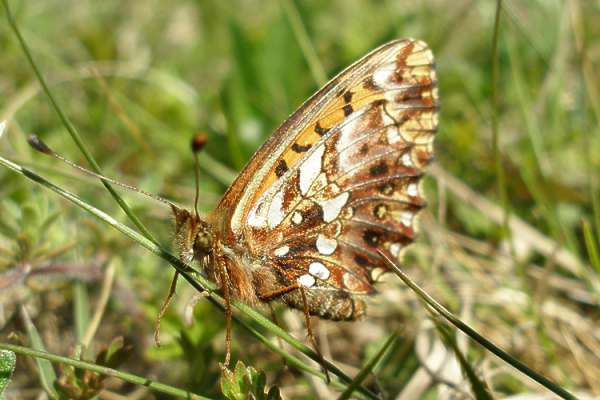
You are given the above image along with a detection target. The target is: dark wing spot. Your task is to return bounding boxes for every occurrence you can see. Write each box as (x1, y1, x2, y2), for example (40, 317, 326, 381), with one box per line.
(354, 254, 369, 266)
(363, 77, 378, 91)
(372, 99, 386, 108)
(378, 183, 395, 195)
(343, 104, 353, 117)
(390, 70, 404, 85)
(343, 90, 353, 104)
(416, 150, 435, 165)
(314, 121, 329, 136)
(395, 41, 416, 67)
(289, 243, 313, 253)
(359, 143, 369, 155)
(301, 202, 324, 227)
(369, 162, 389, 176)
(373, 204, 387, 219)
(292, 143, 311, 153)
(397, 88, 423, 101)
(275, 159, 288, 177)
(363, 229, 381, 246)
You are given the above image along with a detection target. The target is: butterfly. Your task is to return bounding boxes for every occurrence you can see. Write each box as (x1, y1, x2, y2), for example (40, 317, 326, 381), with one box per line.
(170, 38, 438, 366)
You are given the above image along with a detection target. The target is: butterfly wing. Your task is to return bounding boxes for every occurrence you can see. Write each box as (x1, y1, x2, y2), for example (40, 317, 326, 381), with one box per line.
(212, 39, 438, 306)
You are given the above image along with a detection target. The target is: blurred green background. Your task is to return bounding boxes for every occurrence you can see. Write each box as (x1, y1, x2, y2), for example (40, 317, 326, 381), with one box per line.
(1, 0, 599, 399)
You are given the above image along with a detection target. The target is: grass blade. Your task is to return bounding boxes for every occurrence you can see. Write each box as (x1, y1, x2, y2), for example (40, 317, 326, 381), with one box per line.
(81, 261, 116, 349)
(19, 306, 58, 399)
(73, 282, 91, 345)
(490, 0, 512, 248)
(435, 322, 493, 400)
(0, 342, 213, 400)
(1, 0, 156, 244)
(337, 333, 396, 400)
(569, 0, 600, 251)
(379, 251, 576, 400)
(281, 0, 327, 86)
(582, 219, 600, 274)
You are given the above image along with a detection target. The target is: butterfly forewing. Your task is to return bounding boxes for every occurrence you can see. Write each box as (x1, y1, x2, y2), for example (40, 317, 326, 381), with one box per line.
(211, 39, 438, 318)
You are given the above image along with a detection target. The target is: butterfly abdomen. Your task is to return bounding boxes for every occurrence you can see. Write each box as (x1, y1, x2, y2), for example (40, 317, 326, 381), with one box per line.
(281, 288, 366, 321)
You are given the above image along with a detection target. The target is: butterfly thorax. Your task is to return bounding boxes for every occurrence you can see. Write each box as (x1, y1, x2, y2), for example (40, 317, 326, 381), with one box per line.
(171, 204, 264, 305)
(171, 205, 213, 264)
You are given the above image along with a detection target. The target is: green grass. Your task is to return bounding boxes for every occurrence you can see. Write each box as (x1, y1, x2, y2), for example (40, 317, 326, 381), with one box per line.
(1, 0, 599, 399)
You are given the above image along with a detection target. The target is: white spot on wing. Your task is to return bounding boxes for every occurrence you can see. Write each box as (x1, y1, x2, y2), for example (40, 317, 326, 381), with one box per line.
(0, 121, 6, 138)
(407, 183, 418, 197)
(401, 152, 413, 167)
(342, 272, 362, 291)
(309, 262, 330, 280)
(267, 190, 285, 228)
(389, 243, 402, 257)
(386, 126, 401, 144)
(247, 200, 267, 227)
(316, 234, 337, 255)
(400, 211, 413, 227)
(274, 245, 289, 257)
(298, 274, 315, 288)
(299, 144, 325, 195)
(291, 211, 303, 225)
(317, 192, 349, 223)
(371, 267, 386, 282)
(373, 66, 394, 88)
(337, 107, 368, 170)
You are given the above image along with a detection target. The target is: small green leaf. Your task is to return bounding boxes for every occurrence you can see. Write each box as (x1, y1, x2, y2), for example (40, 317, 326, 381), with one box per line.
(220, 361, 281, 400)
(96, 337, 133, 369)
(0, 350, 16, 398)
(220, 365, 241, 400)
(251, 370, 267, 400)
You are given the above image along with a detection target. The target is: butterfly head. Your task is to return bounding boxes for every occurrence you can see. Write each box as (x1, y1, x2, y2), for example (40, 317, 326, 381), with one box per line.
(171, 205, 213, 264)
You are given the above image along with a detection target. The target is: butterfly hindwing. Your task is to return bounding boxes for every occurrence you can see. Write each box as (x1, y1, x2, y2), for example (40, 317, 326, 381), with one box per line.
(213, 39, 438, 306)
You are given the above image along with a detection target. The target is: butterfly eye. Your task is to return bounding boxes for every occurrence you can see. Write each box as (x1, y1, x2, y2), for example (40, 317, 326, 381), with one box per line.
(193, 226, 213, 259)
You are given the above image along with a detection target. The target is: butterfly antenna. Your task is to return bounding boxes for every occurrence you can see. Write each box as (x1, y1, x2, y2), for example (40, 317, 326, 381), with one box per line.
(191, 133, 208, 218)
(27, 134, 174, 208)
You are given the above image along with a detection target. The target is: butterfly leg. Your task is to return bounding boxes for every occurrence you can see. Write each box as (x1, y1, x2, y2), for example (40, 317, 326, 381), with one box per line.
(154, 271, 179, 346)
(299, 287, 331, 383)
(257, 284, 331, 381)
(257, 282, 300, 301)
(216, 257, 233, 368)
